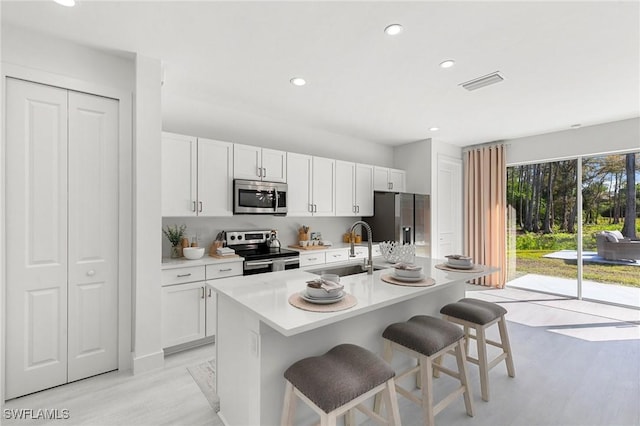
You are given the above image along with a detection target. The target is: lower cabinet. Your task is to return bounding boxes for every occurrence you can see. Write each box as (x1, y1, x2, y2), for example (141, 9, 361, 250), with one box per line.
(161, 261, 241, 350)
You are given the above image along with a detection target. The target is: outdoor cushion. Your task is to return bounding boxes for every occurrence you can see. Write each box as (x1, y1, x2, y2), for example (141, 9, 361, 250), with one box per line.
(610, 230, 625, 240)
(603, 231, 619, 242)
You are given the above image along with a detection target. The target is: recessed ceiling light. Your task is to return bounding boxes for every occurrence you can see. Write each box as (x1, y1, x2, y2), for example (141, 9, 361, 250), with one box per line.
(53, 0, 76, 6)
(429, 127, 439, 132)
(384, 24, 403, 36)
(439, 60, 455, 69)
(290, 77, 306, 87)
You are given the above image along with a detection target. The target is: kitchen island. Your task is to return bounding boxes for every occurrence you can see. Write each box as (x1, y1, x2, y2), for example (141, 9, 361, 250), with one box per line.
(209, 257, 495, 426)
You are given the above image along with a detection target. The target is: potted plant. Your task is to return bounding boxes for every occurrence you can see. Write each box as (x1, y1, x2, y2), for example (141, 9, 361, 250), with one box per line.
(163, 224, 187, 258)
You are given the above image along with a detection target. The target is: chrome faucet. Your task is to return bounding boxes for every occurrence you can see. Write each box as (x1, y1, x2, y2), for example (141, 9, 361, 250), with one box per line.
(349, 221, 373, 274)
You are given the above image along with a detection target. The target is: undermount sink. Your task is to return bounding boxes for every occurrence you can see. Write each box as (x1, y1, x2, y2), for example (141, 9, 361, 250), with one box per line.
(310, 264, 387, 277)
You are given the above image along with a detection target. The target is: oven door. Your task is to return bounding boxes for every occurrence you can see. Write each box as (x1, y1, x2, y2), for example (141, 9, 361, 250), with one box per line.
(243, 257, 299, 275)
(234, 180, 288, 215)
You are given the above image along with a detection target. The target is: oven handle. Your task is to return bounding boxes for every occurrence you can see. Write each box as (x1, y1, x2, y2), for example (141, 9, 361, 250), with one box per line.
(280, 258, 300, 264)
(245, 260, 274, 267)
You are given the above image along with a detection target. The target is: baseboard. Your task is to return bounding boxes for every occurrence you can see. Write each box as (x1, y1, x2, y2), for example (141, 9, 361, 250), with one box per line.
(132, 349, 165, 374)
(163, 336, 215, 356)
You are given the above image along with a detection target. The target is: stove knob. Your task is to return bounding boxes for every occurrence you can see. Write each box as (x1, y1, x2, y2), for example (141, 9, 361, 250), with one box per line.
(230, 235, 236, 240)
(265, 233, 269, 239)
(238, 235, 243, 240)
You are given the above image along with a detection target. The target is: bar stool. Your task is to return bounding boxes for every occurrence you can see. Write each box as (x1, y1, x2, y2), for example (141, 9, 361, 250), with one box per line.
(281, 343, 401, 426)
(440, 298, 515, 402)
(375, 316, 474, 426)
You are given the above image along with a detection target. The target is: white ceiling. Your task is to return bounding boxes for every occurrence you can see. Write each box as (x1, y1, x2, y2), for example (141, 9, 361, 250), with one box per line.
(2, 1, 639, 147)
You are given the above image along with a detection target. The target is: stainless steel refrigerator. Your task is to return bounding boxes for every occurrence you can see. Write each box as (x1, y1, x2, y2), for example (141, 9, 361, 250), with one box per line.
(363, 191, 431, 258)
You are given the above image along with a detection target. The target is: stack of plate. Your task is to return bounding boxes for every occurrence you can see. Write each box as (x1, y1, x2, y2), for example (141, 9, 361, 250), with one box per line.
(445, 255, 473, 269)
(391, 263, 425, 282)
(302, 276, 345, 304)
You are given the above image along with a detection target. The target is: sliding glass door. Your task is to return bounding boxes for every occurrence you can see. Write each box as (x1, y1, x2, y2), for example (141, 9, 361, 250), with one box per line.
(507, 151, 639, 308)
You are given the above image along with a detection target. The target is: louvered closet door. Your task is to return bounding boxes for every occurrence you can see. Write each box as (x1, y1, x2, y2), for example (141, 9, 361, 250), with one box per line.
(67, 91, 118, 382)
(5, 79, 69, 399)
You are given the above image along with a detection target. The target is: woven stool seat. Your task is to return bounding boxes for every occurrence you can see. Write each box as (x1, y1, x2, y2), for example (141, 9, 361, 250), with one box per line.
(440, 298, 515, 402)
(382, 315, 464, 357)
(281, 344, 401, 426)
(440, 298, 507, 325)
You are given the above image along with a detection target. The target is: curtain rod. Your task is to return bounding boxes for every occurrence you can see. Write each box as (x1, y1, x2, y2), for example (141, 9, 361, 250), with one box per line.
(462, 141, 510, 153)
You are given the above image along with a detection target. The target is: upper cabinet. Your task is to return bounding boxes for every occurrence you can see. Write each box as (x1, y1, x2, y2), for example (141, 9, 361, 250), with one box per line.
(335, 161, 374, 216)
(161, 132, 233, 217)
(374, 166, 406, 192)
(287, 153, 335, 217)
(233, 143, 287, 182)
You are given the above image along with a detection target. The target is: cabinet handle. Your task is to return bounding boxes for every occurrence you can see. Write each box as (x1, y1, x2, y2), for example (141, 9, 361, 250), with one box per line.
(308, 257, 317, 261)
(177, 273, 192, 277)
(352, 205, 356, 213)
(199, 201, 203, 212)
(356, 205, 360, 213)
(309, 204, 313, 213)
(390, 182, 394, 189)
(201, 287, 205, 299)
(333, 254, 341, 258)
(192, 201, 197, 212)
(262, 167, 266, 178)
(314, 204, 317, 213)
(219, 268, 232, 272)
(208, 288, 212, 297)
(257, 167, 262, 178)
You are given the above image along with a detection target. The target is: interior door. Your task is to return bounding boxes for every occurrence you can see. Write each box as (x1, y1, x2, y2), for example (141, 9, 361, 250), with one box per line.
(437, 155, 462, 257)
(67, 91, 119, 382)
(5, 78, 69, 399)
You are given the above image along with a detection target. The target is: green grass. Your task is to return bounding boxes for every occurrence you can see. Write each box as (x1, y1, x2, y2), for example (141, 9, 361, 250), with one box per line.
(515, 250, 640, 288)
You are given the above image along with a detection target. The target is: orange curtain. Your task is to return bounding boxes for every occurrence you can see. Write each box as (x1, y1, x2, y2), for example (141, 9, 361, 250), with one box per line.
(464, 144, 507, 287)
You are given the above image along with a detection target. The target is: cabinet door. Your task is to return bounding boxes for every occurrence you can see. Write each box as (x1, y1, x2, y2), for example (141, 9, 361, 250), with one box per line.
(261, 148, 287, 182)
(162, 282, 206, 348)
(312, 157, 336, 216)
(205, 285, 217, 338)
(233, 143, 262, 180)
(5, 79, 69, 399)
(389, 168, 406, 192)
(67, 91, 119, 382)
(286, 153, 313, 216)
(373, 166, 390, 191)
(162, 132, 197, 216)
(198, 138, 233, 216)
(355, 163, 374, 216)
(335, 161, 356, 216)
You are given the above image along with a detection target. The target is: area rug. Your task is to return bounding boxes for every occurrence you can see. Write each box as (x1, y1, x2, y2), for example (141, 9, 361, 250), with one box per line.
(187, 360, 220, 412)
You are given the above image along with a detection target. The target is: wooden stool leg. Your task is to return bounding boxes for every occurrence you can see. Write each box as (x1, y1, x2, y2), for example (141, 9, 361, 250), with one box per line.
(498, 316, 516, 378)
(345, 409, 356, 426)
(382, 378, 402, 426)
(420, 354, 435, 426)
(455, 340, 474, 417)
(280, 381, 296, 426)
(463, 325, 471, 357)
(432, 355, 442, 379)
(321, 411, 338, 426)
(476, 325, 490, 402)
(374, 340, 394, 414)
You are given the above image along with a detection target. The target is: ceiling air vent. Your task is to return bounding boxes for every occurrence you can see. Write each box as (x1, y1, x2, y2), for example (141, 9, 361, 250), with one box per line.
(460, 71, 504, 91)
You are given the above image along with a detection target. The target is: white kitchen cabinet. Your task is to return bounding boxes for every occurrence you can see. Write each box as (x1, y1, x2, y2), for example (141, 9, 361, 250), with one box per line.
(324, 249, 350, 264)
(161, 262, 241, 350)
(287, 153, 336, 216)
(299, 252, 326, 267)
(5, 79, 119, 398)
(335, 161, 374, 216)
(234, 143, 286, 182)
(161, 132, 233, 217)
(374, 166, 406, 192)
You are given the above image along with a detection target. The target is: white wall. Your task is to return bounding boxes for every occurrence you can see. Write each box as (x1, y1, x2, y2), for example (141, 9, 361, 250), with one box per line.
(394, 139, 431, 195)
(161, 216, 359, 258)
(163, 93, 395, 167)
(506, 117, 640, 165)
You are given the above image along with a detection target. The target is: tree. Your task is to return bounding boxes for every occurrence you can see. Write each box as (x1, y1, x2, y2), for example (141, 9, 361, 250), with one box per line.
(622, 153, 637, 238)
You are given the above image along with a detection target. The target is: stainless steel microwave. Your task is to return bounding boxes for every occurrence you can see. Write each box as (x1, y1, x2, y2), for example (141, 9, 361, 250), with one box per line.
(233, 179, 288, 215)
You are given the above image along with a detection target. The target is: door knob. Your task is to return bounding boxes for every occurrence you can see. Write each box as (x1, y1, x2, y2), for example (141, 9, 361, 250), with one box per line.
(87, 270, 96, 276)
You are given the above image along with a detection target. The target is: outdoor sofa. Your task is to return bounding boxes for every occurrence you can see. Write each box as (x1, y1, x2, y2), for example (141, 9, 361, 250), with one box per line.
(595, 230, 640, 261)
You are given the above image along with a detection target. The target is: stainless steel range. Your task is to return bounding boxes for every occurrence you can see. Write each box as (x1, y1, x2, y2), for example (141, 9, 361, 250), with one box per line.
(225, 230, 300, 275)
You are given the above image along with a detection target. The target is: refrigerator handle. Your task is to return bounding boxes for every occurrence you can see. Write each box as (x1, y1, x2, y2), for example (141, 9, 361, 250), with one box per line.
(402, 226, 412, 244)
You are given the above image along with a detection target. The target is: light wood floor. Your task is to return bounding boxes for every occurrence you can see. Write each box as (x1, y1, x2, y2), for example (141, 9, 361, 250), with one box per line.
(3, 286, 639, 426)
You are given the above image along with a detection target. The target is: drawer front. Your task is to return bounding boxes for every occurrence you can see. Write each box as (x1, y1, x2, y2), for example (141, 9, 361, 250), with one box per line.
(325, 249, 350, 264)
(300, 252, 326, 267)
(206, 262, 243, 280)
(351, 247, 369, 259)
(161, 266, 206, 286)
(372, 244, 381, 257)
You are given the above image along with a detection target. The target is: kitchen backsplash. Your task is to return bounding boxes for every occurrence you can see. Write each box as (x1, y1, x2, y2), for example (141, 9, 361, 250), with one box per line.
(161, 216, 361, 258)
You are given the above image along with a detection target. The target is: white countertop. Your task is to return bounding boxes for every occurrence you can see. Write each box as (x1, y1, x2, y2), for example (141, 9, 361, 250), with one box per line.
(161, 255, 243, 270)
(209, 257, 496, 337)
(286, 242, 376, 252)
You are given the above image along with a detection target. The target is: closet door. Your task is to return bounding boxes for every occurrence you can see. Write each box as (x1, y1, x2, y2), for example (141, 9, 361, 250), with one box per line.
(5, 78, 69, 399)
(67, 91, 119, 382)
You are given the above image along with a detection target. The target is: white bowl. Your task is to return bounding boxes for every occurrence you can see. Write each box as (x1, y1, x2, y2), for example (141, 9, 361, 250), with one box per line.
(306, 277, 343, 298)
(183, 247, 205, 260)
(445, 255, 472, 267)
(394, 266, 423, 278)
